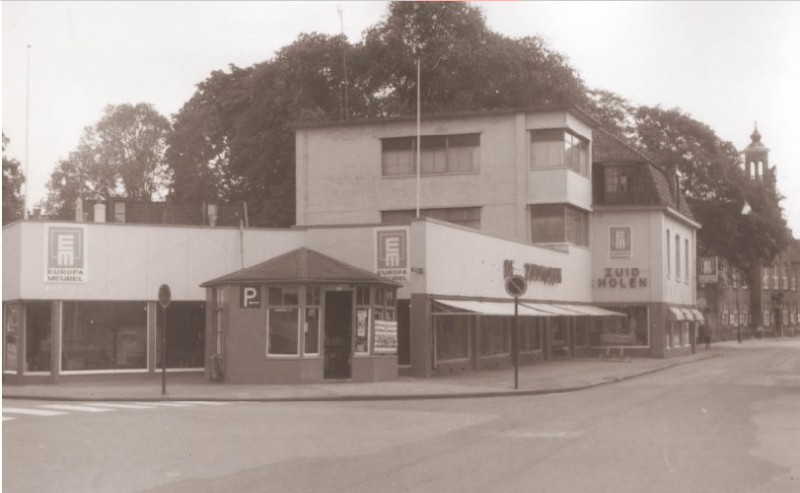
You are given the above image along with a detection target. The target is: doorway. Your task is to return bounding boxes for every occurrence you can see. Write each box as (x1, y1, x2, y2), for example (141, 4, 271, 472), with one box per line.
(324, 291, 353, 379)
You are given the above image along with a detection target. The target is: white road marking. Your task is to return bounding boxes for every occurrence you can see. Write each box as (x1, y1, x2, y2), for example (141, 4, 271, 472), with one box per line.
(133, 402, 193, 407)
(40, 404, 113, 413)
(91, 403, 156, 410)
(3, 416, 16, 421)
(3, 407, 67, 417)
(180, 401, 229, 405)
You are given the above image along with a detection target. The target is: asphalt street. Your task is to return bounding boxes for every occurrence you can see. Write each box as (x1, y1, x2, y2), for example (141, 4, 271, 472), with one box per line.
(3, 341, 799, 493)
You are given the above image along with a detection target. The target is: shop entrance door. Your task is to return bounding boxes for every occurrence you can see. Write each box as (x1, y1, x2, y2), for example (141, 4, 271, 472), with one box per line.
(324, 291, 353, 379)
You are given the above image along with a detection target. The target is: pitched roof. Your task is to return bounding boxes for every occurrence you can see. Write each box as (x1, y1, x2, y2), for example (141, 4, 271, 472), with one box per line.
(593, 127, 695, 222)
(200, 248, 400, 287)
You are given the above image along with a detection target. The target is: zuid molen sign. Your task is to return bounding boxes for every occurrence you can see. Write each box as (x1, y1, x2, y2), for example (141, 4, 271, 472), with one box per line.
(45, 226, 87, 283)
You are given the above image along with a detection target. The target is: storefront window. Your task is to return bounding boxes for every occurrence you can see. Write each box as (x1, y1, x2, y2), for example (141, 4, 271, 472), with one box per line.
(305, 287, 321, 355)
(590, 307, 648, 346)
(26, 302, 52, 372)
(574, 317, 589, 347)
(156, 302, 205, 368)
(4, 303, 20, 372)
(480, 317, 510, 356)
(62, 302, 147, 371)
(434, 315, 472, 362)
(267, 287, 300, 356)
(518, 317, 544, 352)
(354, 287, 370, 354)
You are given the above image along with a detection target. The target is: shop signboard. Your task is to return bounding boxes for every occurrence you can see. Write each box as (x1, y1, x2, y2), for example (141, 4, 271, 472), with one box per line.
(374, 319, 398, 354)
(45, 225, 87, 283)
(609, 226, 632, 259)
(698, 256, 718, 283)
(375, 226, 410, 283)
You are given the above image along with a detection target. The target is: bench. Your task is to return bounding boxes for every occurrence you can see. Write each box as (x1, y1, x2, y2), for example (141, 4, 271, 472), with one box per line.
(599, 346, 631, 363)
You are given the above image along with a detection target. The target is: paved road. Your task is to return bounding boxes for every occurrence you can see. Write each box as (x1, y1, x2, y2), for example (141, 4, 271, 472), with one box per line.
(4, 342, 799, 493)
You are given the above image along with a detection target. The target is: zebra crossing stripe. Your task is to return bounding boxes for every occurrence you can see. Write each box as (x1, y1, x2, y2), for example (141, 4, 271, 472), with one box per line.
(3, 407, 67, 416)
(40, 404, 113, 413)
(3, 416, 16, 421)
(91, 403, 155, 410)
(180, 401, 228, 405)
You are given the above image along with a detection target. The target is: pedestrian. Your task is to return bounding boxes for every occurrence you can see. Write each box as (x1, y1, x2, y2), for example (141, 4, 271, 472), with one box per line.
(704, 325, 711, 350)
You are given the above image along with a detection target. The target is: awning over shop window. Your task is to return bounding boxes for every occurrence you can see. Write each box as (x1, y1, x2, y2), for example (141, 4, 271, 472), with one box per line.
(681, 308, 696, 321)
(434, 299, 555, 316)
(690, 309, 705, 322)
(668, 307, 687, 321)
(433, 300, 625, 318)
(550, 304, 626, 317)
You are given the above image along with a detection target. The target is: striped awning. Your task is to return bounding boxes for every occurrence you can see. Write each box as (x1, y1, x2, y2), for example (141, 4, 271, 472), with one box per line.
(434, 300, 625, 318)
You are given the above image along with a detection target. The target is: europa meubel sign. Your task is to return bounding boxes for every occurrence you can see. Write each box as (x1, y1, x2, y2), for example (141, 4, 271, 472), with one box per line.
(45, 226, 87, 283)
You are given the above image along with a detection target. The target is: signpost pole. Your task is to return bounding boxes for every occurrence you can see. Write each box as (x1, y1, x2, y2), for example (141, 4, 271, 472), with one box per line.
(514, 297, 519, 390)
(158, 284, 171, 396)
(161, 305, 167, 395)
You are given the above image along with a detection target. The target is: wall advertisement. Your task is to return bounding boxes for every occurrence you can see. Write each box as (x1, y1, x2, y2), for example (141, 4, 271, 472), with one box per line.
(374, 319, 398, 354)
(375, 226, 410, 283)
(609, 226, 632, 259)
(45, 225, 87, 283)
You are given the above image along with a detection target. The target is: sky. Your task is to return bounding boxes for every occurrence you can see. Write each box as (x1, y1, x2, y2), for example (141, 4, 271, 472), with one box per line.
(3, 1, 799, 234)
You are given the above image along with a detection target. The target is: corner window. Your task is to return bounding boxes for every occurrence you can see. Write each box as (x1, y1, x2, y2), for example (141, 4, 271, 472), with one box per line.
(529, 204, 588, 246)
(381, 133, 480, 176)
(530, 129, 589, 177)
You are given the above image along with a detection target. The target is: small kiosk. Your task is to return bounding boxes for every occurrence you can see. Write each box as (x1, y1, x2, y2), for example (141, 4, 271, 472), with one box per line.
(200, 248, 400, 384)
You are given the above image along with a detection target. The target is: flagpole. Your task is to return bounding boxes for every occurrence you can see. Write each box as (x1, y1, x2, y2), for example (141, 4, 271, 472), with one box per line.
(416, 57, 421, 218)
(24, 44, 31, 220)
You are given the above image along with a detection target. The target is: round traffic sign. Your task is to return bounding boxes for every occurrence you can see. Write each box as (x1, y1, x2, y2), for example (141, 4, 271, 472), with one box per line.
(505, 275, 527, 298)
(158, 284, 172, 308)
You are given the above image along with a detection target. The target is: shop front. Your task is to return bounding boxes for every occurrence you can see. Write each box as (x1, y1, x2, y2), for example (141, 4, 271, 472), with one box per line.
(200, 248, 400, 384)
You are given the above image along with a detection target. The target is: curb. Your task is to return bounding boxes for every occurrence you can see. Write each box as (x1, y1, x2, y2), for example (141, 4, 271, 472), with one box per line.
(2, 353, 717, 403)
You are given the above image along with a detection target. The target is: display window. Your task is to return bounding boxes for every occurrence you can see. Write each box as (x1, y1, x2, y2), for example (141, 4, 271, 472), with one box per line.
(62, 302, 147, 371)
(267, 287, 300, 356)
(156, 302, 206, 368)
(4, 303, 20, 372)
(26, 302, 52, 372)
(590, 306, 648, 347)
(518, 317, 544, 352)
(434, 315, 472, 362)
(480, 317, 510, 356)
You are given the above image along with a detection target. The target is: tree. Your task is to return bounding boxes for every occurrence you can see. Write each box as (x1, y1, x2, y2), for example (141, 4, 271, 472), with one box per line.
(167, 2, 590, 226)
(43, 103, 170, 218)
(2, 133, 25, 224)
(632, 106, 790, 279)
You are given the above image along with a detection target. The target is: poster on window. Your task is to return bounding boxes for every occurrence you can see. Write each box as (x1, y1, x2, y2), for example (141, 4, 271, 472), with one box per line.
(375, 226, 409, 282)
(609, 226, 631, 259)
(45, 226, 87, 283)
(374, 320, 398, 354)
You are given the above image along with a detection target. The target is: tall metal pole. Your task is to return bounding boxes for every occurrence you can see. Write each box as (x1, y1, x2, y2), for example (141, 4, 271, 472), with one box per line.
(514, 297, 519, 390)
(415, 58, 421, 219)
(161, 305, 167, 395)
(23, 44, 31, 220)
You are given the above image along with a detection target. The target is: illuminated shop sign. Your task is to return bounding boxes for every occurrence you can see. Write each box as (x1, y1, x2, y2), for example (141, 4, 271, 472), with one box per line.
(375, 227, 410, 282)
(596, 267, 647, 289)
(45, 226, 87, 283)
(503, 260, 562, 285)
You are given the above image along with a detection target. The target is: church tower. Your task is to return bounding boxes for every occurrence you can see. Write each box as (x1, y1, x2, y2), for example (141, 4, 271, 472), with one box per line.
(743, 123, 771, 181)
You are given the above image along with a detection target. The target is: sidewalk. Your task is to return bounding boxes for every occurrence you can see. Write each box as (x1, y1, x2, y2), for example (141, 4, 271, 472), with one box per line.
(3, 351, 717, 403)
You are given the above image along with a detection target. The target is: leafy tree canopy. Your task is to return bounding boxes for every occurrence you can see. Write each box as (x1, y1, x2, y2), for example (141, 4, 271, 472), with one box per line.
(44, 103, 170, 219)
(2, 133, 25, 224)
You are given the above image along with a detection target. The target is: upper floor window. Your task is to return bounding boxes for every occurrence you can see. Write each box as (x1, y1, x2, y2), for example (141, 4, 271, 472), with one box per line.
(604, 166, 634, 200)
(685, 238, 690, 282)
(529, 204, 588, 246)
(381, 207, 481, 230)
(381, 133, 480, 177)
(666, 229, 671, 279)
(675, 235, 681, 280)
(530, 129, 589, 177)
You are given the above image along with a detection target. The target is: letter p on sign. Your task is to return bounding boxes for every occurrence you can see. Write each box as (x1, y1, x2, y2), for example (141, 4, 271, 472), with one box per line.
(240, 285, 261, 308)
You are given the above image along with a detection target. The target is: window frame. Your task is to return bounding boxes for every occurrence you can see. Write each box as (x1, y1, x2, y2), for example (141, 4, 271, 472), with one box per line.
(529, 203, 589, 246)
(266, 287, 301, 357)
(381, 133, 481, 177)
(530, 129, 590, 177)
